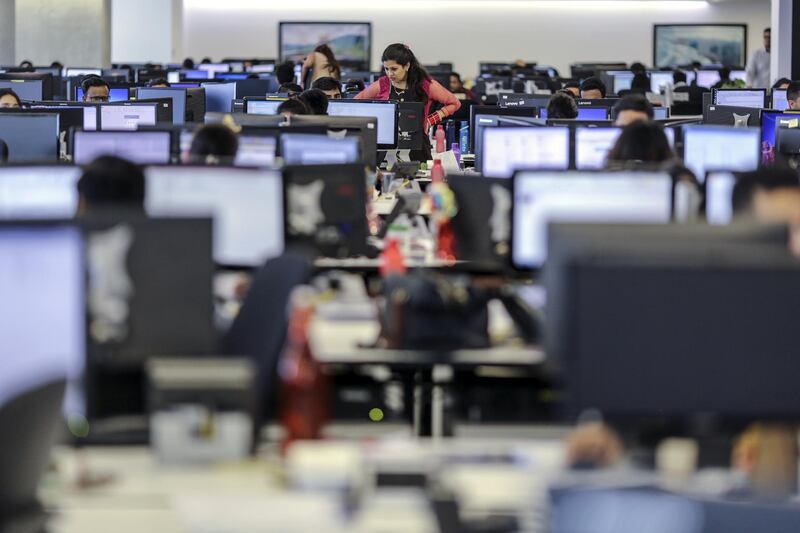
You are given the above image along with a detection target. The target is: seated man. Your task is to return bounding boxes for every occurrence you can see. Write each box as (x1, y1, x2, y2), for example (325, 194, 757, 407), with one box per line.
(81, 76, 110, 103)
(613, 94, 654, 126)
(579, 77, 607, 100)
(299, 89, 329, 115)
(77, 156, 146, 214)
(786, 80, 800, 110)
(186, 123, 239, 165)
(547, 91, 578, 119)
(311, 76, 343, 100)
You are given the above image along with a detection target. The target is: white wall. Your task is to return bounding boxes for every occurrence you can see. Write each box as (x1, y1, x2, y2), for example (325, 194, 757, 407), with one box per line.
(112, 0, 178, 64)
(16, 0, 111, 66)
(182, 0, 770, 79)
(0, 0, 14, 65)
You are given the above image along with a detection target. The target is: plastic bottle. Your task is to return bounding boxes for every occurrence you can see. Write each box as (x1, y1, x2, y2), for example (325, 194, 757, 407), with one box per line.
(279, 287, 328, 454)
(459, 124, 470, 154)
(431, 159, 445, 184)
(451, 143, 462, 166)
(435, 125, 446, 154)
(380, 239, 407, 277)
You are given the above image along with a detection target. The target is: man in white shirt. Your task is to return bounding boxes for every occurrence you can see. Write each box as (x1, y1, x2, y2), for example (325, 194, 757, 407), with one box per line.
(747, 27, 771, 88)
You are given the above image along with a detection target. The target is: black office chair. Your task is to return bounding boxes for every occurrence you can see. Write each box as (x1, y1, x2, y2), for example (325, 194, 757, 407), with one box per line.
(0, 139, 8, 163)
(0, 379, 66, 531)
(223, 252, 314, 446)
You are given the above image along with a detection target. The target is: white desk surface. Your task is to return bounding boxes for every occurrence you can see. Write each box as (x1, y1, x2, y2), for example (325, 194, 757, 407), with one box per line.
(372, 196, 432, 217)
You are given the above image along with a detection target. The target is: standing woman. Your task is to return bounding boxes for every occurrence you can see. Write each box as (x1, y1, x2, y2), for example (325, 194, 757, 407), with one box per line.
(357, 43, 460, 132)
(302, 44, 342, 87)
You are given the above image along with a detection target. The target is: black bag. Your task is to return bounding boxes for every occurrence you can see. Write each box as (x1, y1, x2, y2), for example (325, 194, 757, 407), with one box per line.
(380, 273, 490, 350)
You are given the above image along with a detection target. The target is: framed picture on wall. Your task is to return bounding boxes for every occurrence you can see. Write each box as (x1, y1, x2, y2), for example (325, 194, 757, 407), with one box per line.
(653, 24, 748, 68)
(279, 22, 372, 71)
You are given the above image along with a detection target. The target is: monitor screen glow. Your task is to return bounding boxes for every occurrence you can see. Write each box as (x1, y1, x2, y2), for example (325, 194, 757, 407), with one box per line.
(575, 127, 622, 170)
(99, 104, 157, 130)
(713, 89, 766, 108)
(246, 99, 284, 115)
(683, 126, 760, 183)
(327, 101, 396, 146)
(705, 172, 737, 225)
(73, 130, 172, 165)
(0, 166, 81, 219)
(481, 127, 570, 178)
(280, 134, 360, 165)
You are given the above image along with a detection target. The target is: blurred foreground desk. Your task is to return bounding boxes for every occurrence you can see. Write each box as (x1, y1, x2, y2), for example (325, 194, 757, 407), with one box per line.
(309, 317, 546, 438)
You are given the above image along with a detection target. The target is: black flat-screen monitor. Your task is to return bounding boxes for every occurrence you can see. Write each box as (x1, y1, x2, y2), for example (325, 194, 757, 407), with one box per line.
(0, 80, 43, 101)
(72, 130, 172, 165)
(136, 88, 187, 125)
(280, 133, 360, 166)
(703, 104, 761, 127)
(144, 166, 285, 267)
(75, 86, 131, 102)
(682, 125, 760, 183)
(201, 82, 237, 113)
(0, 113, 60, 162)
(97, 102, 158, 130)
(469, 105, 540, 157)
(244, 98, 286, 116)
(712, 88, 767, 109)
(28, 102, 97, 130)
(283, 164, 369, 258)
(481, 126, 570, 178)
(279, 22, 371, 70)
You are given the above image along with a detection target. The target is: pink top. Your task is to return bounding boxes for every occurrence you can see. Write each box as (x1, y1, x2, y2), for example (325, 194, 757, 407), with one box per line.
(355, 76, 461, 119)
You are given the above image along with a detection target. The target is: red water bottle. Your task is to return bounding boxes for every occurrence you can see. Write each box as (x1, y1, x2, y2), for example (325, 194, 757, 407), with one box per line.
(380, 239, 407, 277)
(435, 125, 446, 154)
(279, 288, 328, 453)
(431, 159, 445, 183)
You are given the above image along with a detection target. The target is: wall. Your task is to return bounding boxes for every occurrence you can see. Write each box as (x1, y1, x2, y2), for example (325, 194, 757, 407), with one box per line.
(0, 0, 14, 65)
(182, 0, 771, 78)
(15, 0, 110, 66)
(111, 0, 182, 64)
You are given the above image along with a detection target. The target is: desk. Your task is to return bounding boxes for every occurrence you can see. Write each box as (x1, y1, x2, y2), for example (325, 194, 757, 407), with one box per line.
(372, 196, 432, 217)
(313, 257, 463, 270)
(310, 317, 546, 438)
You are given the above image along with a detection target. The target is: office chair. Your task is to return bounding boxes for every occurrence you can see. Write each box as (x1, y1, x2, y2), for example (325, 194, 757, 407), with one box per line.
(0, 139, 8, 163)
(0, 379, 66, 531)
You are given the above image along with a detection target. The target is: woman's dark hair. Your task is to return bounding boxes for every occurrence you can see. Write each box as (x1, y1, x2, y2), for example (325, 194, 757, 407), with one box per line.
(314, 44, 341, 80)
(147, 78, 170, 87)
(0, 88, 22, 107)
(77, 156, 146, 211)
(773, 77, 792, 89)
(344, 78, 365, 92)
(276, 61, 296, 85)
(189, 124, 239, 164)
(547, 91, 578, 119)
(277, 98, 310, 116)
(381, 43, 431, 103)
(183, 58, 196, 69)
(312, 76, 343, 93)
(278, 82, 303, 96)
(299, 89, 329, 115)
(50, 61, 64, 70)
(18, 60, 33, 69)
(606, 121, 674, 164)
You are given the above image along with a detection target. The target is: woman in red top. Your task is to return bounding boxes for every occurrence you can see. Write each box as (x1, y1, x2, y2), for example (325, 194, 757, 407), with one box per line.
(356, 43, 461, 130)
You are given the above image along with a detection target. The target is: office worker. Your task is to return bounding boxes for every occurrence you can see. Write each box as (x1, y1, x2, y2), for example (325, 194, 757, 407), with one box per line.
(773, 78, 791, 91)
(579, 77, 607, 99)
(356, 43, 460, 130)
(18, 59, 33, 69)
(276, 61, 297, 86)
(546, 91, 578, 119)
(0, 88, 22, 108)
(300, 89, 329, 115)
(785, 81, 800, 110)
(311, 76, 343, 100)
(82, 76, 110, 103)
(278, 83, 303, 97)
(277, 98, 310, 118)
(77, 156, 146, 214)
(186, 124, 239, 165)
(301, 44, 342, 86)
(606, 121, 674, 165)
(562, 81, 580, 98)
(147, 78, 170, 88)
(747, 27, 771, 88)
(449, 72, 477, 102)
(613, 94, 653, 127)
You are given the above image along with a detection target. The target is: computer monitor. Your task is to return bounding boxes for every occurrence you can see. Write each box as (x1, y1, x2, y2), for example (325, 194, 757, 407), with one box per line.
(653, 107, 670, 120)
(703, 105, 761, 128)
(649, 71, 674, 93)
(183, 69, 214, 80)
(198, 63, 231, 75)
(136, 88, 186, 125)
(511, 171, 674, 269)
(98, 103, 157, 130)
(145, 166, 284, 267)
(72, 130, 172, 165)
(575, 107, 609, 121)
(761, 110, 800, 163)
(481, 127, 570, 178)
(283, 164, 369, 258)
(695, 70, 721, 88)
(201, 82, 237, 113)
(772, 89, 789, 111)
(0, 224, 85, 417)
(244, 98, 285, 115)
(705, 171, 737, 225)
(0, 165, 81, 219)
(235, 134, 278, 167)
(712, 88, 767, 109)
(683, 125, 761, 182)
(280, 133, 360, 166)
(497, 93, 552, 109)
(65, 67, 101, 77)
(0, 113, 60, 162)
(775, 125, 800, 155)
(545, 223, 800, 423)
(75, 86, 130, 102)
(16, 105, 84, 135)
(327, 100, 398, 148)
(289, 116, 378, 170)
(607, 70, 634, 94)
(574, 127, 622, 170)
(248, 64, 275, 74)
(470, 106, 539, 153)
(0, 80, 43, 101)
(397, 101, 425, 151)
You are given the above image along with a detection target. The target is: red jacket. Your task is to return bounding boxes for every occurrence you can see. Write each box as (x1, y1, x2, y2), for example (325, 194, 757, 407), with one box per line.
(356, 76, 461, 127)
